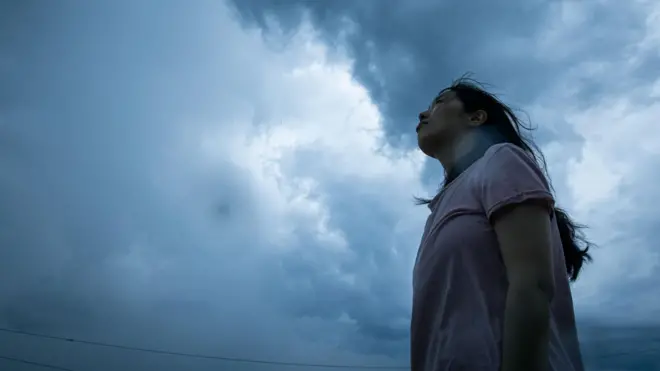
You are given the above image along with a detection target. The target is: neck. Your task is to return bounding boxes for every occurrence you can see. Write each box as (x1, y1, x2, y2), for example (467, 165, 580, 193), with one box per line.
(433, 134, 477, 174)
(436, 127, 506, 184)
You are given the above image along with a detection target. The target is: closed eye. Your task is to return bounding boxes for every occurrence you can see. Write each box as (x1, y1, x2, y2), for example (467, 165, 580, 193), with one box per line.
(430, 97, 444, 110)
(429, 99, 443, 112)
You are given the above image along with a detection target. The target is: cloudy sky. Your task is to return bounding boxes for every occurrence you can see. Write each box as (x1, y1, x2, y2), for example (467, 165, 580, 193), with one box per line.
(1, 1, 660, 370)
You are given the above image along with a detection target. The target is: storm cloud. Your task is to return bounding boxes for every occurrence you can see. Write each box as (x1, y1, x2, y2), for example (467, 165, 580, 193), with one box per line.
(1, 0, 660, 370)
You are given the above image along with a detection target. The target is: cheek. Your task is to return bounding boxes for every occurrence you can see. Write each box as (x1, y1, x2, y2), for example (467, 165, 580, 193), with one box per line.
(429, 120, 447, 135)
(422, 120, 448, 142)
(434, 107, 463, 130)
(430, 110, 451, 131)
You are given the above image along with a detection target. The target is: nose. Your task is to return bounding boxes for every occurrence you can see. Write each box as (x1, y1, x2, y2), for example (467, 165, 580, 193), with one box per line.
(418, 111, 429, 122)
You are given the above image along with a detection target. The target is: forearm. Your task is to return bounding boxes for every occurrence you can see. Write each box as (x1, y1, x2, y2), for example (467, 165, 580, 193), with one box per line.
(501, 285, 551, 371)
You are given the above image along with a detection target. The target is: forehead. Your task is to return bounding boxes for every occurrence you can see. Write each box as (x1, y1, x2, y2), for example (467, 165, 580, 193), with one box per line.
(429, 89, 457, 107)
(436, 89, 456, 100)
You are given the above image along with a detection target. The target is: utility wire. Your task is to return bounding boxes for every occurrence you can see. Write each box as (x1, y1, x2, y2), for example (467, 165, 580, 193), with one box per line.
(0, 327, 408, 369)
(2, 327, 654, 369)
(0, 355, 75, 371)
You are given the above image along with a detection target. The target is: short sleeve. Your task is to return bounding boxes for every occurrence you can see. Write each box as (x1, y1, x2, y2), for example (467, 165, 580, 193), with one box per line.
(475, 143, 555, 220)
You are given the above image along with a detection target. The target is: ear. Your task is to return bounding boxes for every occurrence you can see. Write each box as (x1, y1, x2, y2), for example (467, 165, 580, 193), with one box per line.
(468, 110, 487, 127)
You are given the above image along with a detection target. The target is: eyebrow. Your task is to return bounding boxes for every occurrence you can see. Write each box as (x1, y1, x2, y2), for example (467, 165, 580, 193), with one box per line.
(429, 93, 448, 109)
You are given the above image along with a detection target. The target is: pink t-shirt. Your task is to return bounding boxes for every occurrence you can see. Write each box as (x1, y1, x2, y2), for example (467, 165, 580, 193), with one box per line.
(411, 143, 584, 371)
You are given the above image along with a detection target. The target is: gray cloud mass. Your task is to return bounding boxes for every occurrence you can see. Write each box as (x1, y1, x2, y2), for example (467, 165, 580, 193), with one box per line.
(2, 1, 660, 370)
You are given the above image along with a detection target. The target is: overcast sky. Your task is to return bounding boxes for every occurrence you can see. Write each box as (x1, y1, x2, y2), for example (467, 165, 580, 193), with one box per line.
(1, 1, 660, 370)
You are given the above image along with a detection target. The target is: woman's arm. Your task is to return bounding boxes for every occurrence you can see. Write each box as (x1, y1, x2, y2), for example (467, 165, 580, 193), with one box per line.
(493, 202, 554, 371)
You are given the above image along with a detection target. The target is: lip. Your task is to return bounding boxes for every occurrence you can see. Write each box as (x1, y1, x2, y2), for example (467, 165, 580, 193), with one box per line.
(416, 121, 427, 133)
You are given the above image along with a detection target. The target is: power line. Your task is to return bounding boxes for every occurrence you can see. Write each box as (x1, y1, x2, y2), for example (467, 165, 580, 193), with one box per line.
(0, 355, 75, 371)
(0, 327, 408, 369)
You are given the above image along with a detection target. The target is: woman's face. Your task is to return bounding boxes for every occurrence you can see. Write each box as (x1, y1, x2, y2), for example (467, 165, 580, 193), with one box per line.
(416, 90, 470, 157)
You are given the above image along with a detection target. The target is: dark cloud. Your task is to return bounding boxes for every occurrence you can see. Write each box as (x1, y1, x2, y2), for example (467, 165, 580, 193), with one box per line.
(264, 176, 414, 358)
(227, 0, 645, 146)
(1, 1, 415, 370)
(0, 1, 341, 370)
(3, 0, 660, 370)
(227, 0, 660, 369)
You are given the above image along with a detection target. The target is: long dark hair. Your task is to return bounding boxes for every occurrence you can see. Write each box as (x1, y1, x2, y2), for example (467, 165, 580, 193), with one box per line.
(416, 76, 593, 281)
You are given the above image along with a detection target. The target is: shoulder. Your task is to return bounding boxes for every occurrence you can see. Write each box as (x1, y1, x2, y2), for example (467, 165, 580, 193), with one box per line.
(483, 142, 537, 167)
(477, 143, 547, 183)
(470, 142, 554, 218)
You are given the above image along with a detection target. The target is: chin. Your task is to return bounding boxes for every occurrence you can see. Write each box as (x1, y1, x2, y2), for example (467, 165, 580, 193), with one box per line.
(417, 136, 437, 157)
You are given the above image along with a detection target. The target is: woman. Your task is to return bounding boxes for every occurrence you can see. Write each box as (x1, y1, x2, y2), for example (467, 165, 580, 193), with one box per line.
(411, 78, 592, 371)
